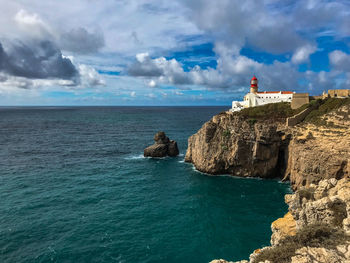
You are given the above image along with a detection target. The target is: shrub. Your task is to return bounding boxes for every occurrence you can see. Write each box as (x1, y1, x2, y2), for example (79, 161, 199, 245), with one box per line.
(304, 98, 350, 126)
(248, 118, 257, 126)
(222, 129, 231, 137)
(238, 102, 295, 120)
(253, 223, 350, 263)
(298, 187, 315, 201)
(220, 143, 228, 151)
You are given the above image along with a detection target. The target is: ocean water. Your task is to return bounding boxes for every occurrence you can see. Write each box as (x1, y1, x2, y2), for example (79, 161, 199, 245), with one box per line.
(0, 107, 290, 263)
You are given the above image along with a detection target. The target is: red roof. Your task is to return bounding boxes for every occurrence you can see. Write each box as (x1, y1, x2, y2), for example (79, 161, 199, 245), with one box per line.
(257, 91, 294, 94)
(251, 75, 257, 80)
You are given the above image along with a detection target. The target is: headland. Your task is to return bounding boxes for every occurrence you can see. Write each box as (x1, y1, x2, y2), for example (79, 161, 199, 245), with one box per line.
(186, 95, 350, 262)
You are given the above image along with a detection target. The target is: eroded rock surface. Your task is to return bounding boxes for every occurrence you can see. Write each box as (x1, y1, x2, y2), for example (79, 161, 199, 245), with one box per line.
(185, 113, 282, 177)
(200, 104, 350, 263)
(284, 108, 350, 190)
(144, 131, 179, 157)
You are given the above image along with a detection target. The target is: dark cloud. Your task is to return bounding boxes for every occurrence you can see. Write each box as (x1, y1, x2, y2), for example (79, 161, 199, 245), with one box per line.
(0, 40, 78, 81)
(60, 27, 105, 54)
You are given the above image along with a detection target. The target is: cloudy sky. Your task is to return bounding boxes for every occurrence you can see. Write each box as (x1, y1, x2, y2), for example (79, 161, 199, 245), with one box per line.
(0, 0, 350, 105)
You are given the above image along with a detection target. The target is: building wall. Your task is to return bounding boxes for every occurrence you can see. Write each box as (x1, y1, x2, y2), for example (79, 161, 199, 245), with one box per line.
(291, 93, 309, 109)
(328, 89, 350, 98)
(254, 93, 293, 107)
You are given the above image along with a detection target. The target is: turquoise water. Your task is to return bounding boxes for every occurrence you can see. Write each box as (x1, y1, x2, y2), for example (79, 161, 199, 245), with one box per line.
(0, 107, 290, 263)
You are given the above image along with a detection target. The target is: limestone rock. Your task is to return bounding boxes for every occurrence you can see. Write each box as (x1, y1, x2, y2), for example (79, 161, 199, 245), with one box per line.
(144, 131, 179, 157)
(271, 212, 296, 246)
(284, 104, 350, 190)
(287, 178, 350, 231)
(291, 246, 350, 263)
(185, 113, 282, 177)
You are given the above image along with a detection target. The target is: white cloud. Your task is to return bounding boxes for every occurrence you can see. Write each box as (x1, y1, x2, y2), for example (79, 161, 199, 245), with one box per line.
(130, 91, 136, 97)
(148, 79, 157, 87)
(78, 64, 105, 87)
(329, 50, 350, 71)
(292, 44, 317, 64)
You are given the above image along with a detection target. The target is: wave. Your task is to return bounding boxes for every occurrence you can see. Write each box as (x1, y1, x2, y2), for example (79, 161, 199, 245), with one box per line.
(123, 154, 145, 160)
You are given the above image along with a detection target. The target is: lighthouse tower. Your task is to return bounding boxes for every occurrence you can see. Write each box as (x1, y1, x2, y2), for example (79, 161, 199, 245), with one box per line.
(250, 75, 258, 93)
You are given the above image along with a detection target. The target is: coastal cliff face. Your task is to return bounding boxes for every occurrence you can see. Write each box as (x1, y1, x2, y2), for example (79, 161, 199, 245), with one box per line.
(185, 113, 283, 178)
(285, 104, 350, 190)
(211, 177, 350, 263)
(185, 101, 350, 263)
(186, 104, 350, 190)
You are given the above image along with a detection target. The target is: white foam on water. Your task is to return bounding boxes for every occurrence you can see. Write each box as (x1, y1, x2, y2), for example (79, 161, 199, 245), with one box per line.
(124, 154, 145, 160)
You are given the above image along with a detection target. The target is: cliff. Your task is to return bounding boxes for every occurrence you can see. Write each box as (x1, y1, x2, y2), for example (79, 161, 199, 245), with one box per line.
(211, 177, 350, 263)
(285, 104, 350, 190)
(185, 100, 350, 262)
(186, 100, 350, 190)
(185, 113, 284, 178)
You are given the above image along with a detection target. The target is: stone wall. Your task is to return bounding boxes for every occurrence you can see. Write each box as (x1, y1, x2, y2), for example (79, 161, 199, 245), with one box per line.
(328, 89, 350, 98)
(286, 107, 313, 127)
(291, 93, 309, 109)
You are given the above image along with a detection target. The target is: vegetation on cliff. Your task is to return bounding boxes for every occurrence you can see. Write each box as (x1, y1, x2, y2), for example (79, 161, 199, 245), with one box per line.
(231, 97, 350, 126)
(237, 102, 296, 120)
(253, 223, 350, 263)
(304, 97, 350, 126)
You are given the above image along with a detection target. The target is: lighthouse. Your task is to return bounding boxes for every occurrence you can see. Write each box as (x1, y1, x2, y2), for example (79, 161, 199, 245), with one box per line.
(250, 75, 258, 93)
(230, 75, 295, 112)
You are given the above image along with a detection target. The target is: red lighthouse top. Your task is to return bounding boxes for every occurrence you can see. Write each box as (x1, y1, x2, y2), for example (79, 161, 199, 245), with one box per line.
(250, 75, 258, 87)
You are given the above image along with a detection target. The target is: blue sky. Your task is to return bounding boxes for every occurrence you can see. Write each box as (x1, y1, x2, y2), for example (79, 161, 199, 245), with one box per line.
(0, 0, 350, 106)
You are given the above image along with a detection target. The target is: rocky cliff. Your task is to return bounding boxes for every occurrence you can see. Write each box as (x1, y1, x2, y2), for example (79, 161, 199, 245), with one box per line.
(185, 113, 284, 178)
(186, 102, 350, 190)
(284, 104, 350, 190)
(185, 100, 350, 263)
(211, 177, 350, 263)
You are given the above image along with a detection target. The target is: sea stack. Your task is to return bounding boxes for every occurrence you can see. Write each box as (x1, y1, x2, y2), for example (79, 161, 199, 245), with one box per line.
(144, 131, 179, 157)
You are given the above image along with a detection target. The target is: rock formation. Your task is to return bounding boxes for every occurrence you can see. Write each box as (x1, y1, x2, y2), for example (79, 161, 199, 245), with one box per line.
(144, 131, 179, 157)
(214, 178, 350, 263)
(185, 113, 283, 177)
(284, 104, 350, 190)
(185, 101, 350, 262)
(186, 104, 350, 190)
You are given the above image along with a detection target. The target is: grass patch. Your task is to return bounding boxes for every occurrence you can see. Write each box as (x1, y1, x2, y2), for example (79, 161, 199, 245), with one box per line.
(220, 143, 228, 151)
(238, 102, 296, 120)
(298, 187, 315, 201)
(304, 98, 350, 126)
(253, 223, 350, 263)
(222, 129, 231, 137)
(247, 118, 257, 126)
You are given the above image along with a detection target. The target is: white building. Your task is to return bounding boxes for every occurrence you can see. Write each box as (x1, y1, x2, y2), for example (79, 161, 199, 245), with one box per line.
(231, 76, 294, 112)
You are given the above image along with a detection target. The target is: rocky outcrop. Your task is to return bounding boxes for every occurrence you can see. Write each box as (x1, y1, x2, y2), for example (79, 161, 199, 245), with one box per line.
(215, 178, 350, 263)
(270, 212, 296, 246)
(186, 104, 350, 190)
(190, 103, 350, 263)
(284, 106, 350, 190)
(144, 131, 179, 157)
(185, 113, 283, 178)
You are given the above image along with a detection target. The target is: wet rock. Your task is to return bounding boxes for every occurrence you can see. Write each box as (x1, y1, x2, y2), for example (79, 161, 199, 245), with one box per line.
(144, 131, 179, 157)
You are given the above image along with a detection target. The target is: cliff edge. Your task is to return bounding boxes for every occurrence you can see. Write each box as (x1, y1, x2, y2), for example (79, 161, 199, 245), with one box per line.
(185, 99, 350, 262)
(185, 99, 350, 190)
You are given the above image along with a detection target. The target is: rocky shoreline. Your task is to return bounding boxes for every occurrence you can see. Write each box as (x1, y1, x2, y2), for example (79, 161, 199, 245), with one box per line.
(185, 101, 350, 263)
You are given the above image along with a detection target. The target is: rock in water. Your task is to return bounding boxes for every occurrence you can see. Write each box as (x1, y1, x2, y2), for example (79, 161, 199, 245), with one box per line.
(144, 131, 179, 157)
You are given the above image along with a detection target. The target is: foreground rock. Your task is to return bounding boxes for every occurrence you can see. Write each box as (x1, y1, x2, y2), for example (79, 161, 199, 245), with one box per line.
(144, 131, 179, 157)
(213, 178, 350, 263)
(184, 101, 350, 262)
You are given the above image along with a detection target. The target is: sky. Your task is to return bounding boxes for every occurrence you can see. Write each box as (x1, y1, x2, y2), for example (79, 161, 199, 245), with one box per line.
(0, 0, 350, 106)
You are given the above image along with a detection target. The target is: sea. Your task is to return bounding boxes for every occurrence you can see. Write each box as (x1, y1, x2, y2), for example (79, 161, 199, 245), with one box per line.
(0, 106, 290, 263)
